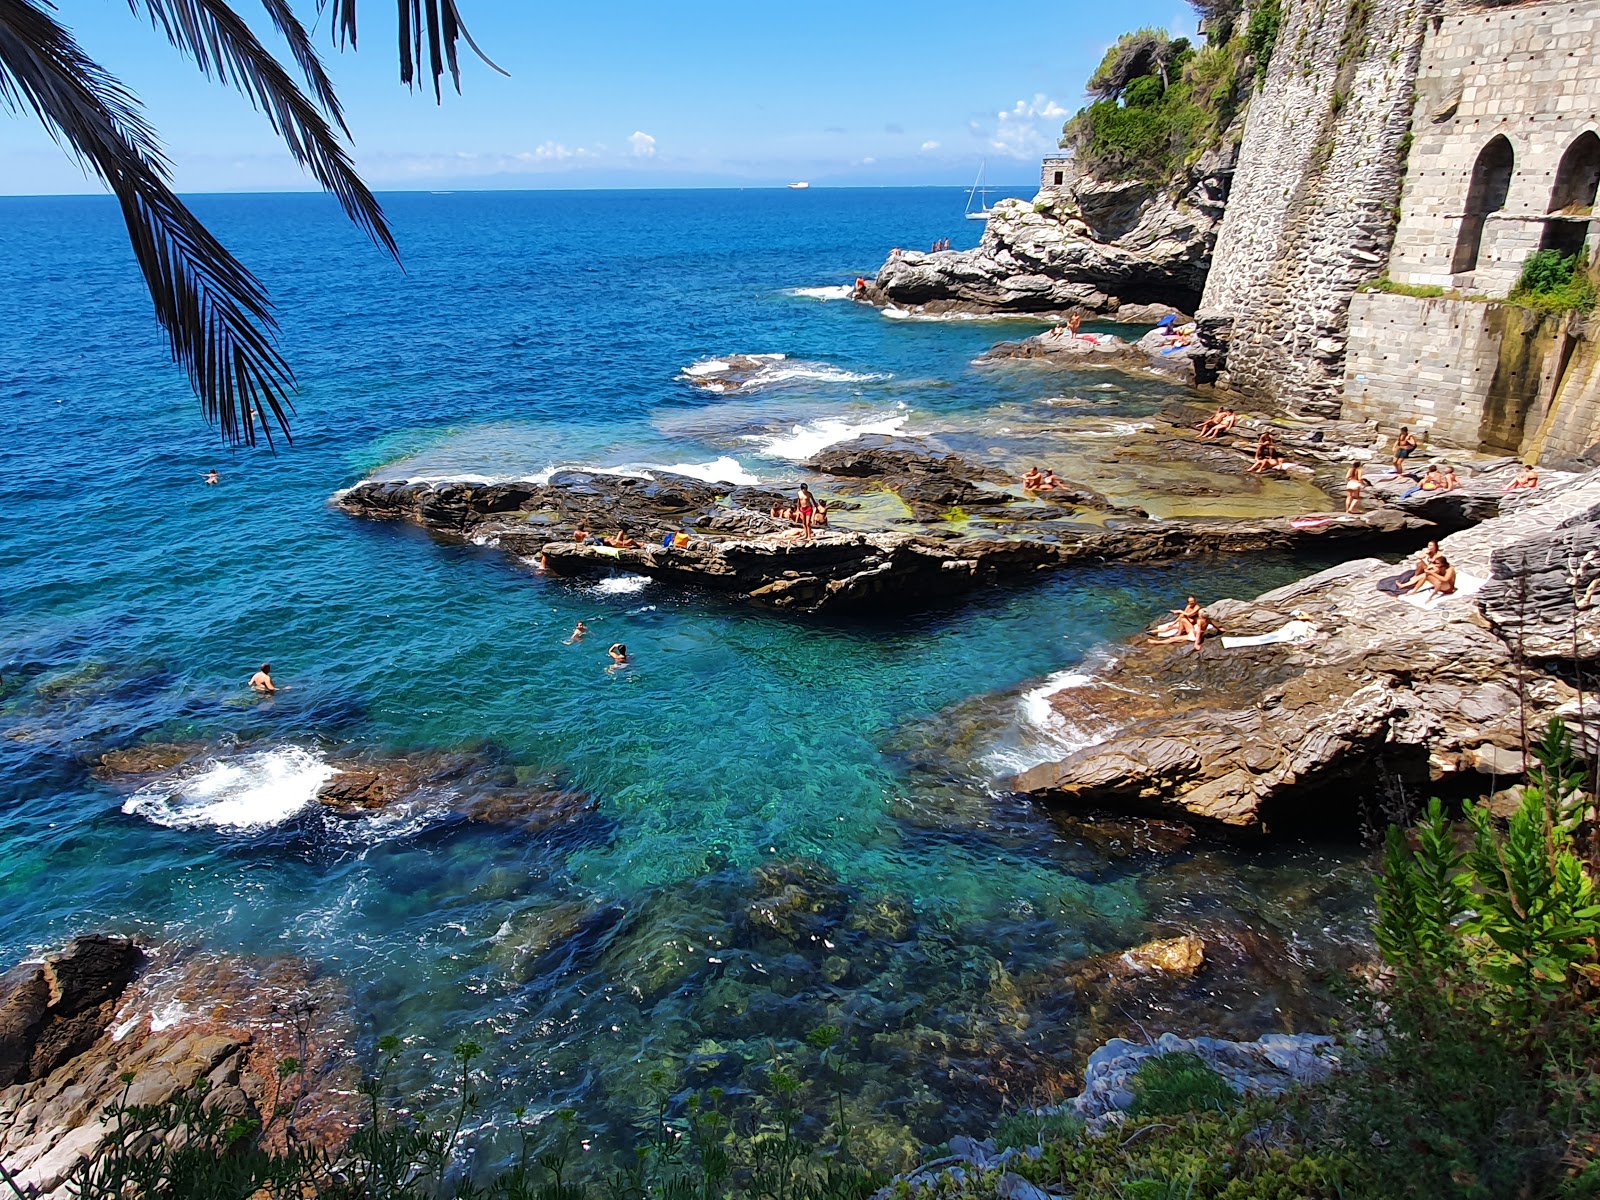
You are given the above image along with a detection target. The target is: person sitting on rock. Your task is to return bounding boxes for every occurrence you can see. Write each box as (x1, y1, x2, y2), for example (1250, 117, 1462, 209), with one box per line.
(1246, 434, 1286, 474)
(1195, 406, 1227, 437)
(607, 527, 640, 549)
(814, 501, 829, 528)
(1438, 463, 1460, 490)
(1022, 467, 1045, 491)
(1397, 541, 1443, 592)
(1506, 464, 1539, 492)
(1418, 463, 1450, 491)
(1152, 596, 1218, 651)
(1424, 555, 1458, 597)
(1196, 407, 1235, 440)
(1039, 470, 1064, 491)
(573, 521, 591, 543)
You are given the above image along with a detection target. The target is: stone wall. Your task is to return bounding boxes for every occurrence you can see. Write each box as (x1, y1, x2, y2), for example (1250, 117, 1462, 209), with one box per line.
(1387, 3, 1600, 296)
(1344, 291, 1600, 465)
(1040, 156, 1073, 193)
(1199, 0, 1437, 416)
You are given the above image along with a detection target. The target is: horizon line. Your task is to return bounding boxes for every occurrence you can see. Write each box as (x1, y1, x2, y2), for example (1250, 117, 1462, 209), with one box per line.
(0, 180, 1045, 200)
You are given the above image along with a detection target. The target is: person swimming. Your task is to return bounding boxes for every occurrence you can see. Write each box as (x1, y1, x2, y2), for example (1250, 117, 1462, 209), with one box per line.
(565, 621, 588, 644)
(607, 642, 630, 669)
(248, 662, 286, 693)
(203, 469, 220, 485)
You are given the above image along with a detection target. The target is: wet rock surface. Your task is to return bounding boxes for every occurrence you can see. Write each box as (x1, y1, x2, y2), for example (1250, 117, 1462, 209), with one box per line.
(1010, 473, 1600, 827)
(338, 465, 1435, 616)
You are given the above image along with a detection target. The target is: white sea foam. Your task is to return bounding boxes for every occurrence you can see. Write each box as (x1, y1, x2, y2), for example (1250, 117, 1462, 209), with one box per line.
(880, 306, 1053, 324)
(745, 413, 911, 461)
(1073, 422, 1156, 439)
(1019, 670, 1096, 731)
(978, 670, 1104, 777)
(679, 354, 887, 392)
(590, 575, 651, 595)
(655, 456, 760, 485)
(786, 285, 854, 301)
(123, 746, 335, 831)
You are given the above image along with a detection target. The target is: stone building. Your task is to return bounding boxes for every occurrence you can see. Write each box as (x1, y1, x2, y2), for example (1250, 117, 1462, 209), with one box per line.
(1039, 155, 1073, 192)
(1341, 1, 1600, 464)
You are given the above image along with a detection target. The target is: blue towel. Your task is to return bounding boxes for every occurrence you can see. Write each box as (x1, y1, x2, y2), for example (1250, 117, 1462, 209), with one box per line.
(1156, 314, 1177, 328)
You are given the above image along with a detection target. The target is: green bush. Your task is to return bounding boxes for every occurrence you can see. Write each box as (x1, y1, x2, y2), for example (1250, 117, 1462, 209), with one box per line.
(1245, 0, 1284, 77)
(1510, 249, 1596, 314)
(1127, 1053, 1238, 1117)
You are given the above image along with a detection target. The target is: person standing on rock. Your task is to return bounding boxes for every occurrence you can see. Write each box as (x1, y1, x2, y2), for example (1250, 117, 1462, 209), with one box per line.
(1392, 427, 1419, 476)
(1067, 312, 1083, 341)
(796, 484, 818, 540)
(248, 663, 284, 693)
(1344, 463, 1366, 514)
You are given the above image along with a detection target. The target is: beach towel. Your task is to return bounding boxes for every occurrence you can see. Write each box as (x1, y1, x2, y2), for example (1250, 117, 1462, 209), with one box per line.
(592, 546, 622, 559)
(1290, 516, 1337, 530)
(1392, 571, 1487, 610)
(1221, 620, 1318, 650)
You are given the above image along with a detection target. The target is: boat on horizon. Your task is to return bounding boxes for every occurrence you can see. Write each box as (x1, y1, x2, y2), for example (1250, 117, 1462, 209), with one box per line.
(788, 181, 810, 190)
(965, 160, 993, 221)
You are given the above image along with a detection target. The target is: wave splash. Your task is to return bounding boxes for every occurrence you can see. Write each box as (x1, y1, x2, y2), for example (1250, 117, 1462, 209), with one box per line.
(679, 354, 889, 394)
(123, 746, 335, 831)
(785, 285, 854, 301)
(745, 412, 911, 462)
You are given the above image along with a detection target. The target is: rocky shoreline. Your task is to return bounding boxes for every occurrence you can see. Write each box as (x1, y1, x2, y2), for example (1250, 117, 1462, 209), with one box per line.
(1010, 472, 1600, 828)
(335, 437, 1437, 616)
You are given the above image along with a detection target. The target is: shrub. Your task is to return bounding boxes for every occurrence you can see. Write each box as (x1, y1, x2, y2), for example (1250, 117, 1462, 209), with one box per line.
(1510, 249, 1596, 315)
(1127, 1053, 1238, 1117)
(1244, 0, 1284, 77)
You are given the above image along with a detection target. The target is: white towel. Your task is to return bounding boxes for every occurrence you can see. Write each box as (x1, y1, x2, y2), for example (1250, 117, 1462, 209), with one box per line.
(1221, 619, 1318, 649)
(1393, 571, 1486, 609)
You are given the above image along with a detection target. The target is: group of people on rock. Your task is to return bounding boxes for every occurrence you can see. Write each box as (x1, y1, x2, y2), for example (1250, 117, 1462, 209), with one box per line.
(771, 483, 826, 539)
(1194, 406, 1239, 440)
(929, 238, 951, 252)
(1021, 466, 1068, 492)
(1151, 595, 1218, 651)
(1397, 540, 1458, 598)
(1049, 313, 1084, 341)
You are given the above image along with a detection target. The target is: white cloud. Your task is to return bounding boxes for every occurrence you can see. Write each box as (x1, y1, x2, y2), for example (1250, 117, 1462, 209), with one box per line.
(988, 93, 1071, 160)
(920, 140, 940, 152)
(628, 131, 657, 159)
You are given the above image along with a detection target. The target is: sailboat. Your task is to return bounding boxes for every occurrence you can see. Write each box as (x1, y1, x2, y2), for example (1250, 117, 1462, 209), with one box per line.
(965, 160, 994, 221)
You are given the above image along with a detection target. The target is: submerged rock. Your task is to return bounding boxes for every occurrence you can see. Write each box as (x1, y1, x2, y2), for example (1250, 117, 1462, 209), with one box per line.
(93, 742, 206, 777)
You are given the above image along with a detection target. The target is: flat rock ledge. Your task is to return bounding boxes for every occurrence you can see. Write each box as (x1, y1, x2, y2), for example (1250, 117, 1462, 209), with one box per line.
(1010, 473, 1600, 827)
(336, 471, 1433, 616)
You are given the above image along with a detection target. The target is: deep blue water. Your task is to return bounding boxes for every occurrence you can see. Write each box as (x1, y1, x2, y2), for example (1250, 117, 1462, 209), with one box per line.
(0, 189, 1370, 1164)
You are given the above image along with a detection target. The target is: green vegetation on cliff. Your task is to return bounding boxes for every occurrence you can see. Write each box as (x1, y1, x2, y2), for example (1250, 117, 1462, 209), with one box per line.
(1060, 16, 1251, 184)
(1511, 248, 1597, 315)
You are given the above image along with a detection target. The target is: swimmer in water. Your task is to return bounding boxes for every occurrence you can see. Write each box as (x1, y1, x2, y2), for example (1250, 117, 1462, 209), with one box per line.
(204, 469, 220, 485)
(248, 662, 286, 693)
(607, 643, 630, 670)
(565, 621, 588, 644)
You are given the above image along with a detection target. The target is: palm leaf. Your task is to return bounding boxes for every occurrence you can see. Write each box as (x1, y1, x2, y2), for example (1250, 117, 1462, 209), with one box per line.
(128, 0, 395, 258)
(0, 0, 294, 446)
(257, 0, 349, 134)
(320, 0, 505, 99)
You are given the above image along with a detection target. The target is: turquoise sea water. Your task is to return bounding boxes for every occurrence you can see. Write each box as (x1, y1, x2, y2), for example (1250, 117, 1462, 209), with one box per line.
(0, 189, 1371, 1163)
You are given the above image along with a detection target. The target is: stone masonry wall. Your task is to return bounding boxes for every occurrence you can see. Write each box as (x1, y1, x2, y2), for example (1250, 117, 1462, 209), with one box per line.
(1387, 3, 1600, 296)
(1200, 0, 1438, 416)
(1343, 291, 1568, 452)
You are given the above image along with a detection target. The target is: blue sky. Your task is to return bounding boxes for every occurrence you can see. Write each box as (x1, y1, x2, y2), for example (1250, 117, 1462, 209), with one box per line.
(1, 1, 1198, 194)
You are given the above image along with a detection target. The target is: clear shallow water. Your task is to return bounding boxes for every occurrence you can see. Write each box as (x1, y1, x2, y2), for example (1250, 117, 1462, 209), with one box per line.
(0, 189, 1371, 1165)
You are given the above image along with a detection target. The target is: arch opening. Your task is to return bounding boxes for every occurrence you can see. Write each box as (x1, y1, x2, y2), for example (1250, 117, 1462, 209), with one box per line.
(1541, 131, 1600, 257)
(1452, 135, 1514, 274)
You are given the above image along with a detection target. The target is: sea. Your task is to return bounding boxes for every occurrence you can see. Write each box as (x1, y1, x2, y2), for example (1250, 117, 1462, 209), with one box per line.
(0, 188, 1373, 1167)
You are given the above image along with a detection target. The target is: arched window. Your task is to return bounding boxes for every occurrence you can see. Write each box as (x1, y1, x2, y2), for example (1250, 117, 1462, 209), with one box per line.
(1542, 131, 1600, 256)
(1452, 135, 1514, 274)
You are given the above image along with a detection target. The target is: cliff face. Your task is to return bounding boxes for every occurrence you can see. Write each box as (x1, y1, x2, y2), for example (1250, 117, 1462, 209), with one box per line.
(1199, 0, 1439, 416)
(870, 143, 1237, 318)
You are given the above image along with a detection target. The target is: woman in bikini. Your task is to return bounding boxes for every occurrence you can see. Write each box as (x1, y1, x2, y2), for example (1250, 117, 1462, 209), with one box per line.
(1398, 541, 1442, 592)
(1344, 463, 1365, 514)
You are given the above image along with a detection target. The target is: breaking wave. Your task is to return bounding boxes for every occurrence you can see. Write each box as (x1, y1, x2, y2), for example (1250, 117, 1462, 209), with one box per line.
(679, 354, 889, 393)
(744, 412, 911, 462)
(123, 746, 335, 831)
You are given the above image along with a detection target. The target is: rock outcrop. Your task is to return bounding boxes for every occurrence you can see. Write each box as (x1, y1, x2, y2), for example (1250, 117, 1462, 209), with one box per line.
(0, 938, 360, 1197)
(864, 152, 1234, 319)
(338, 468, 1432, 616)
(1010, 473, 1600, 827)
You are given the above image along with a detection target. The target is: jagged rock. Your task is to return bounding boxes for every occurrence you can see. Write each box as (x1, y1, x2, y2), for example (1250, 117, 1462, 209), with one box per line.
(1479, 493, 1600, 661)
(864, 154, 1235, 319)
(1010, 474, 1600, 827)
(0, 935, 141, 1087)
(1121, 935, 1206, 976)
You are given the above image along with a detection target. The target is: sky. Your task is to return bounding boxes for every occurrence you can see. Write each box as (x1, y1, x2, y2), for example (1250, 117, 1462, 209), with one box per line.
(0, 1, 1199, 194)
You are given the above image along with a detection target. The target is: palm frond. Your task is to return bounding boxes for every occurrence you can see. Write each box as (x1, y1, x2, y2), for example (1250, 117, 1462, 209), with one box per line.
(0, 0, 294, 446)
(128, 0, 396, 258)
(320, 0, 505, 99)
(257, 0, 348, 135)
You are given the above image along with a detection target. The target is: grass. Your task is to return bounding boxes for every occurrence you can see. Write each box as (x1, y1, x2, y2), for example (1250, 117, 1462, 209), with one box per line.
(1127, 1053, 1238, 1118)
